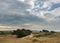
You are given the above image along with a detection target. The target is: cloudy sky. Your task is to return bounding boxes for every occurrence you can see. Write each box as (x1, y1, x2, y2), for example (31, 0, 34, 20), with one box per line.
(0, 0, 60, 31)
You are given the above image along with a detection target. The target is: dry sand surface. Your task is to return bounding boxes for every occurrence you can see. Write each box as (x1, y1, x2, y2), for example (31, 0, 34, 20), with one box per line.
(0, 33, 60, 43)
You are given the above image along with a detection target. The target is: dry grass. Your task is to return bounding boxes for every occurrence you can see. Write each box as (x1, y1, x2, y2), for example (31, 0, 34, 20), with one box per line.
(0, 33, 60, 43)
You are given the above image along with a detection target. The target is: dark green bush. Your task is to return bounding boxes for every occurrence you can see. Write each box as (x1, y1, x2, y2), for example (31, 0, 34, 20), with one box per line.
(12, 29, 32, 38)
(42, 30, 49, 32)
(0, 31, 12, 35)
(50, 31, 55, 33)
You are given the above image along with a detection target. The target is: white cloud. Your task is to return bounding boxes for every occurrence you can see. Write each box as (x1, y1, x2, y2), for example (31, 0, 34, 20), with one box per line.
(24, 0, 34, 9)
(17, 0, 24, 2)
(31, 0, 60, 22)
(51, 8, 60, 16)
(49, 0, 60, 3)
(41, 1, 51, 8)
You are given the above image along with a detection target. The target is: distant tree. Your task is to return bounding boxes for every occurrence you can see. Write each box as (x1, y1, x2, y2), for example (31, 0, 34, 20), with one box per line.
(40, 31, 42, 32)
(50, 31, 55, 33)
(42, 30, 49, 32)
(0, 31, 5, 35)
(12, 30, 16, 35)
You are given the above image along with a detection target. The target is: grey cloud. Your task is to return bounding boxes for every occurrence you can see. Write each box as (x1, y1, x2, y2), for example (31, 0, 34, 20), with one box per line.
(55, 16, 60, 18)
(44, 13, 54, 18)
(0, 0, 48, 26)
(0, 0, 31, 15)
(0, 14, 48, 26)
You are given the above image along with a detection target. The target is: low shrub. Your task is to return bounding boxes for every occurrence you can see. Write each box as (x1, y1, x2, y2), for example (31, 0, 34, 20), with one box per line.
(12, 29, 32, 38)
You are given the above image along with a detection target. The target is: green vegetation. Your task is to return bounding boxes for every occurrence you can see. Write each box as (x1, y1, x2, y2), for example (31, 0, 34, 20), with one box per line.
(12, 29, 32, 38)
(0, 29, 56, 38)
(0, 31, 12, 35)
(33, 29, 55, 38)
(42, 30, 49, 32)
(0, 29, 32, 38)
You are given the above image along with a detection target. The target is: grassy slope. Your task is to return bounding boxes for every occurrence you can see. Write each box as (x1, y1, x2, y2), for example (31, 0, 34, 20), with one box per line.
(0, 33, 60, 43)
